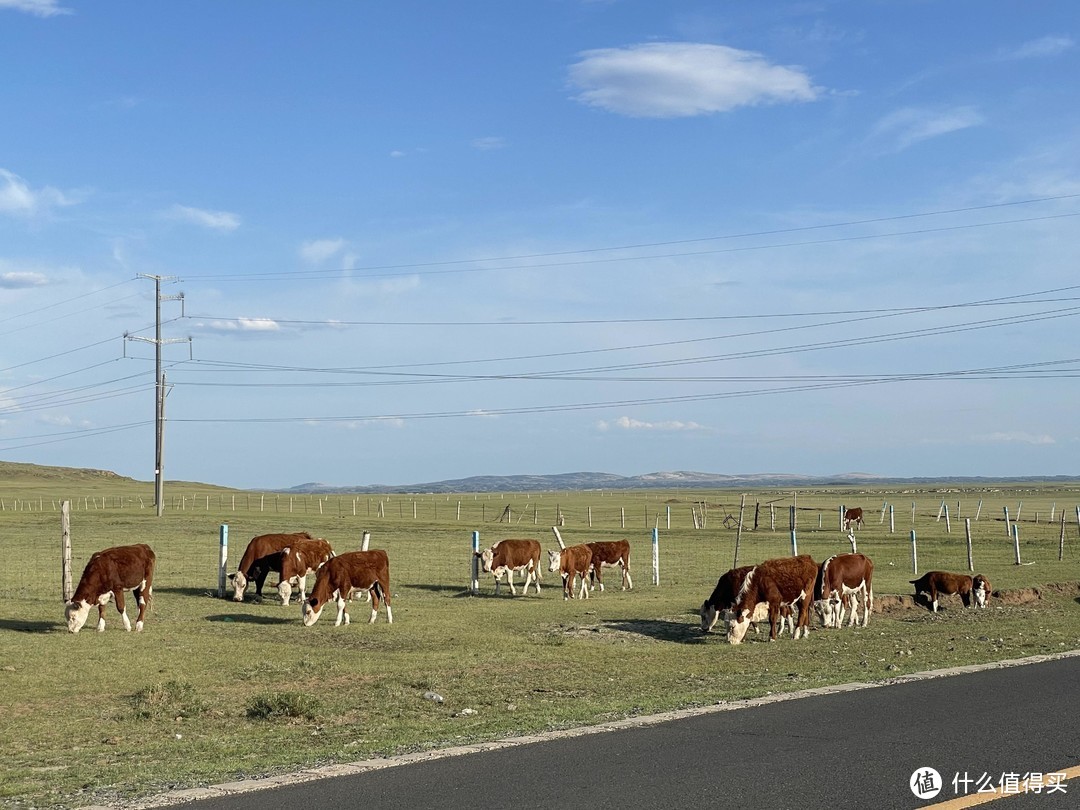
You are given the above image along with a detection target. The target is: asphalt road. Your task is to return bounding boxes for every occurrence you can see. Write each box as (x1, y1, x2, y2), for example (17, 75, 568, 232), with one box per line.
(153, 654, 1080, 810)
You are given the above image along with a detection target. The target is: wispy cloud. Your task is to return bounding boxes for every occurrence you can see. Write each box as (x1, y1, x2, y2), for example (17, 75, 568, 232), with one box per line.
(0, 271, 48, 289)
(568, 42, 821, 118)
(869, 105, 984, 152)
(0, 0, 72, 17)
(165, 204, 241, 232)
(201, 317, 281, 333)
(597, 415, 709, 432)
(299, 238, 346, 264)
(975, 431, 1055, 446)
(471, 136, 506, 151)
(0, 168, 77, 217)
(998, 35, 1074, 61)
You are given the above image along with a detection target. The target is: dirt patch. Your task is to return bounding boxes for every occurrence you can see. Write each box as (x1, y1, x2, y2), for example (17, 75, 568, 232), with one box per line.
(875, 581, 1080, 613)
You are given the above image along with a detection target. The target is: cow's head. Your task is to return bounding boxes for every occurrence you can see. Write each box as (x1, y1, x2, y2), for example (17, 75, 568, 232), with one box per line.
(64, 599, 92, 634)
(972, 574, 991, 608)
(476, 547, 495, 574)
(228, 571, 248, 602)
(726, 608, 753, 645)
(813, 596, 840, 628)
(547, 549, 562, 573)
(700, 601, 721, 632)
(302, 596, 325, 627)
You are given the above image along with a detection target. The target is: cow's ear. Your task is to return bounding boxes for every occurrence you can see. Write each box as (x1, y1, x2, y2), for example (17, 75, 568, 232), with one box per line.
(282, 546, 291, 555)
(227, 573, 235, 581)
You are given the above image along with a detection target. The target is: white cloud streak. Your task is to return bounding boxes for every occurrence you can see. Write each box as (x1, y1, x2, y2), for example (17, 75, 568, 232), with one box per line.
(870, 106, 984, 152)
(300, 238, 346, 264)
(597, 416, 708, 432)
(0, 271, 48, 289)
(0, 168, 76, 217)
(0, 0, 72, 17)
(999, 36, 1074, 60)
(166, 204, 241, 232)
(568, 42, 821, 118)
(976, 431, 1055, 446)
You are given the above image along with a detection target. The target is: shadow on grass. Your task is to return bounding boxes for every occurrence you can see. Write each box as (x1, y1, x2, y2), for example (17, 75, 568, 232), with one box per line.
(603, 618, 707, 644)
(404, 583, 473, 596)
(205, 614, 293, 626)
(0, 618, 61, 633)
(155, 586, 223, 598)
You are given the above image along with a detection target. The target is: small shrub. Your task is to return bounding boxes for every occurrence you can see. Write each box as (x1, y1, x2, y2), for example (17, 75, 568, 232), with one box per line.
(246, 691, 321, 720)
(131, 680, 206, 719)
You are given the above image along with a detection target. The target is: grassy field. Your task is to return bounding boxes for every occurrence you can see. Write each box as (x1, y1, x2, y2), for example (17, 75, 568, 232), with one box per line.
(2, 464, 1080, 809)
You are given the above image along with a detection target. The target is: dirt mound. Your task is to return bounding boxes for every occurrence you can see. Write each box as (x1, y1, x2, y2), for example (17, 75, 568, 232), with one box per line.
(874, 581, 1079, 612)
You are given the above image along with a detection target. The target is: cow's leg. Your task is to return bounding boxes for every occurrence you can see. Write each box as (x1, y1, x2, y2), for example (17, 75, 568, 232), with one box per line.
(96, 598, 109, 632)
(369, 587, 380, 623)
(930, 585, 939, 613)
(579, 570, 589, 599)
(768, 603, 780, 641)
(382, 584, 393, 623)
(863, 586, 873, 626)
(296, 573, 308, 603)
(562, 572, 571, 600)
(133, 580, 149, 631)
(797, 593, 812, 639)
(334, 594, 349, 626)
(507, 568, 517, 596)
(113, 589, 132, 632)
(622, 561, 633, 590)
(592, 564, 604, 593)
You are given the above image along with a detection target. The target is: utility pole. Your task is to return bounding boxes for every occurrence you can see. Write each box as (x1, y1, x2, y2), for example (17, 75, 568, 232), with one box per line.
(126, 274, 189, 517)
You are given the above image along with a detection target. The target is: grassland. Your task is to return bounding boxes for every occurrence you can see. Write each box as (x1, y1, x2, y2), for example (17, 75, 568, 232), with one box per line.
(2, 464, 1080, 809)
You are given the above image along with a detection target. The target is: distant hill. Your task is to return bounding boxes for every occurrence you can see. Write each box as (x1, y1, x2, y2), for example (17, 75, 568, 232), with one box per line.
(0, 460, 135, 483)
(280, 470, 1080, 495)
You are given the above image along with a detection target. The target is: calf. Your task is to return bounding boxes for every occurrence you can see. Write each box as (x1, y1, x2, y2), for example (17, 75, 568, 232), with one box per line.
(814, 553, 875, 628)
(303, 550, 392, 626)
(727, 555, 819, 644)
(548, 545, 593, 600)
(65, 544, 155, 633)
(229, 531, 314, 602)
(475, 539, 542, 596)
(911, 571, 992, 612)
(843, 507, 864, 530)
(585, 540, 633, 591)
(276, 536, 335, 605)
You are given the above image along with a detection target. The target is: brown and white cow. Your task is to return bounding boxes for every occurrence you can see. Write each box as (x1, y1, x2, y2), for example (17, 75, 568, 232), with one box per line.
(585, 540, 633, 592)
(475, 539, 542, 596)
(229, 531, 313, 602)
(65, 544, 155, 633)
(275, 536, 335, 605)
(302, 550, 392, 626)
(700, 566, 759, 632)
(727, 555, 819, 644)
(548, 544, 593, 600)
(910, 571, 992, 612)
(814, 553, 874, 628)
(843, 507, 864, 530)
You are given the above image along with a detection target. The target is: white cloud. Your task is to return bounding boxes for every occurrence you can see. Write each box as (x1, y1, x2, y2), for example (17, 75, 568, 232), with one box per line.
(166, 204, 241, 232)
(201, 317, 281, 333)
(0, 0, 72, 17)
(471, 136, 506, 151)
(0, 168, 76, 217)
(568, 42, 821, 118)
(999, 36, 1074, 60)
(597, 415, 708, 432)
(0, 271, 47, 289)
(869, 106, 984, 152)
(975, 431, 1055, 446)
(390, 150, 406, 158)
(300, 238, 346, 264)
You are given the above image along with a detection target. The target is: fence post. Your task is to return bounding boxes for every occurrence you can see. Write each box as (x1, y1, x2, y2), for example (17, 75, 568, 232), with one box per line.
(889, 504, 895, 534)
(217, 524, 229, 598)
(1013, 524, 1022, 565)
(1059, 511, 1065, 561)
(910, 530, 918, 575)
(470, 531, 480, 595)
(61, 500, 72, 602)
(551, 526, 566, 549)
(944, 504, 951, 534)
(361, 531, 371, 551)
(1003, 507, 1011, 537)
(651, 527, 659, 586)
(975, 499, 983, 520)
(839, 505, 845, 531)
(965, 518, 973, 572)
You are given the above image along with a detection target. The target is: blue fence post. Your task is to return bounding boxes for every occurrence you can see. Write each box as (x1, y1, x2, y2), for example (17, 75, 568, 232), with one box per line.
(217, 523, 229, 598)
(471, 531, 480, 595)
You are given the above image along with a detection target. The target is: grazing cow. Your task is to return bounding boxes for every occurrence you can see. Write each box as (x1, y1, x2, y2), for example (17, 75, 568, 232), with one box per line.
(843, 507, 864, 530)
(700, 566, 758, 632)
(727, 555, 819, 644)
(229, 531, 313, 602)
(814, 553, 874, 628)
(911, 571, 992, 612)
(302, 550, 392, 626)
(475, 539, 542, 596)
(65, 544, 155, 633)
(548, 545, 593, 600)
(275, 536, 335, 605)
(585, 540, 633, 591)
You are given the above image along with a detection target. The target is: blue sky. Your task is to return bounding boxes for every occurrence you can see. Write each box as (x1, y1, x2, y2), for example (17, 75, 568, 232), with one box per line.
(2, 0, 1079, 490)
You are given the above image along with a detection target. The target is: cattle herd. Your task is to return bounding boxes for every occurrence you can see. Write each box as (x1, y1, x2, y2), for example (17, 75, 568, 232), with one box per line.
(63, 517, 992, 640)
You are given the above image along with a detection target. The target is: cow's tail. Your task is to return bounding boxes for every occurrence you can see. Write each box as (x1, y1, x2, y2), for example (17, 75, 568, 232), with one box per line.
(814, 556, 834, 601)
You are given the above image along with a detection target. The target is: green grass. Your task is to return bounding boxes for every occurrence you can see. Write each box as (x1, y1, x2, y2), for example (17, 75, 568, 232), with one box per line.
(2, 469, 1080, 808)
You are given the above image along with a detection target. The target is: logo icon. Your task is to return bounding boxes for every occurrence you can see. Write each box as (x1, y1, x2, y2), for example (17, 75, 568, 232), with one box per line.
(911, 767, 943, 799)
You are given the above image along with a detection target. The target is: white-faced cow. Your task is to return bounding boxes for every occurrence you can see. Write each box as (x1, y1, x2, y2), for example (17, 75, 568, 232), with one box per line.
(275, 536, 335, 605)
(302, 550, 392, 626)
(229, 531, 313, 602)
(585, 540, 633, 592)
(65, 544, 156, 633)
(475, 539, 542, 596)
(814, 553, 874, 628)
(843, 507, 864, 531)
(548, 544, 593, 600)
(727, 555, 819, 644)
(700, 565, 759, 632)
(910, 571, 992, 612)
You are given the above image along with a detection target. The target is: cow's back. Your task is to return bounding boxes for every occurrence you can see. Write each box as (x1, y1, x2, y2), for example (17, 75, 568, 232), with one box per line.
(239, 532, 311, 573)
